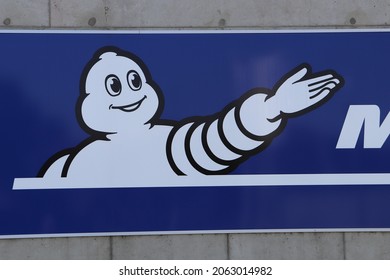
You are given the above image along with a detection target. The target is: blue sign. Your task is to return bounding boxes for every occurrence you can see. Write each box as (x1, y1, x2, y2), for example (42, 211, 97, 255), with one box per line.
(2, 30, 390, 237)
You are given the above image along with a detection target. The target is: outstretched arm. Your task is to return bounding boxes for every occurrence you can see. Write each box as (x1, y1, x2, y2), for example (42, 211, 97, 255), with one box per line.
(167, 64, 343, 176)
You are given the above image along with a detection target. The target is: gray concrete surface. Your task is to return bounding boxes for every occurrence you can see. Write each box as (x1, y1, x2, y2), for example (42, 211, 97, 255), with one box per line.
(49, 0, 390, 28)
(229, 233, 345, 260)
(1, 0, 390, 28)
(112, 234, 228, 260)
(0, 0, 48, 27)
(0, 237, 111, 259)
(1, 0, 390, 260)
(345, 232, 390, 259)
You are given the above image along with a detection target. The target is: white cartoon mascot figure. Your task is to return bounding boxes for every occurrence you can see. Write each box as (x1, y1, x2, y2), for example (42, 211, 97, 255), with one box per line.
(39, 47, 343, 181)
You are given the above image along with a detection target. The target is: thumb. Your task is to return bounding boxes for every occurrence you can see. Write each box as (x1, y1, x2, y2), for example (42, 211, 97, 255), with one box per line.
(286, 65, 309, 84)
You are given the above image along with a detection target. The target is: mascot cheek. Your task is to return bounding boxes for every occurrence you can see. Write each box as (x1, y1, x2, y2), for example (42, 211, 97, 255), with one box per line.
(80, 94, 118, 134)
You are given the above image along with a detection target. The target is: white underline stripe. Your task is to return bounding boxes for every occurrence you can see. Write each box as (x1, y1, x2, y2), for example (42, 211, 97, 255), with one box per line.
(12, 173, 390, 190)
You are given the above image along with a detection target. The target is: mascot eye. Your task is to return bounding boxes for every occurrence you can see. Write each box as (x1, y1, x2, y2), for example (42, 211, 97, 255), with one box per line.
(105, 75, 122, 96)
(127, 70, 142, 91)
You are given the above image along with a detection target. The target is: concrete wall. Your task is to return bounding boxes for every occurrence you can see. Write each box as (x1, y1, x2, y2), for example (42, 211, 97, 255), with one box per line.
(1, 0, 390, 260)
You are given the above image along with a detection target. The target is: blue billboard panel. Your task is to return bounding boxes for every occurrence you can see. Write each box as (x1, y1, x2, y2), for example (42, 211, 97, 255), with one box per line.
(2, 30, 390, 237)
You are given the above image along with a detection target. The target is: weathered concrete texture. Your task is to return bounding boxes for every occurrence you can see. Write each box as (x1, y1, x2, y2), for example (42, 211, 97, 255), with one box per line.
(229, 233, 345, 259)
(112, 234, 228, 259)
(345, 232, 390, 259)
(0, 0, 49, 27)
(0, 237, 111, 259)
(51, 0, 390, 28)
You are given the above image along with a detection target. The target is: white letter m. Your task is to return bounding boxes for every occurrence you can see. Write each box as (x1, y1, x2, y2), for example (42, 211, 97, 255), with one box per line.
(336, 105, 390, 149)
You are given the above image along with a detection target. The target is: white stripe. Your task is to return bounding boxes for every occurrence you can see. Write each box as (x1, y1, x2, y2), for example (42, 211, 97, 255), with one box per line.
(12, 173, 390, 190)
(1, 29, 390, 35)
(2, 227, 390, 239)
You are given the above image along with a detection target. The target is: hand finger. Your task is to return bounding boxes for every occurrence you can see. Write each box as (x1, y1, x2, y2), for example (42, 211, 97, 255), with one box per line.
(308, 89, 331, 105)
(309, 82, 338, 101)
(309, 78, 340, 93)
(306, 74, 335, 86)
(287, 66, 309, 84)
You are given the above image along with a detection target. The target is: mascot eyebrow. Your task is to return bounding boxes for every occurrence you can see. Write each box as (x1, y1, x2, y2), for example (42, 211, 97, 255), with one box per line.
(38, 46, 343, 180)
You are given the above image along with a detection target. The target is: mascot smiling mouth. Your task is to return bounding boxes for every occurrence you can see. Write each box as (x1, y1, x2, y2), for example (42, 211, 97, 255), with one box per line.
(109, 95, 147, 112)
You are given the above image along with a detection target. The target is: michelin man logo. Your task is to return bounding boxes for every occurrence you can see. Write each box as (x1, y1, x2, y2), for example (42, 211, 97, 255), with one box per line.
(31, 47, 343, 187)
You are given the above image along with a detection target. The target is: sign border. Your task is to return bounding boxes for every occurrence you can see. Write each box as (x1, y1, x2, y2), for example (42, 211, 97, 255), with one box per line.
(2, 28, 390, 238)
